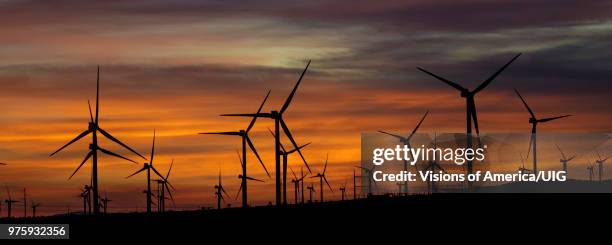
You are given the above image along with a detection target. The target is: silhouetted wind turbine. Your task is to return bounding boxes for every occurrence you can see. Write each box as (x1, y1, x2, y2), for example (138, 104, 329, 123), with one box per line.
(235, 150, 264, 204)
(78, 185, 92, 215)
(378, 111, 428, 194)
(339, 182, 347, 201)
(518, 153, 532, 174)
(31, 201, 41, 218)
(423, 133, 446, 193)
(23, 188, 27, 218)
(154, 160, 175, 212)
(355, 165, 377, 196)
(222, 60, 312, 206)
(214, 171, 230, 210)
(514, 89, 571, 174)
(126, 130, 165, 214)
(595, 151, 610, 182)
(268, 128, 311, 205)
(49, 67, 146, 214)
(418, 54, 521, 179)
(310, 154, 333, 202)
(201, 90, 271, 208)
(289, 167, 307, 204)
(100, 192, 111, 214)
(4, 186, 19, 218)
(587, 164, 595, 181)
(556, 144, 576, 175)
(307, 184, 315, 203)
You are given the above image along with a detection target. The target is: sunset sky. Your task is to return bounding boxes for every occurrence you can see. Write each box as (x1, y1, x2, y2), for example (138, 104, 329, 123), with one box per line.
(1, 0, 611, 215)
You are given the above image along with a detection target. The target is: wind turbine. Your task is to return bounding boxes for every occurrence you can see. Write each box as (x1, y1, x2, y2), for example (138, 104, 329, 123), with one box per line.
(4, 186, 18, 218)
(514, 89, 571, 174)
(201, 90, 271, 208)
(31, 201, 41, 218)
(290, 167, 307, 204)
(306, 184, 315, 203)
(222, 60, 312, 206)
(79, 185, 92, 215)
(214, 171, 231, 210)
(355, 165, 377, 197)
(126, 130, 165, 214)
(310, 154, 333, 202)
(587, 164, 595, 181)
(518, 153, 532, 174)
(378, 111, 428, 194)
(417, 53, 521, 179)
(154, 160, 175, 212)
(100, 192, 111, 214)
(268, 128, 311, 205)
(49, 67, 146, 214)
(234, 150, 264, 205)
(339, 182, 347, 201)
(422, 133, 446, 193)
(595, 151, 610, 182)
(556, 144, 576, 175)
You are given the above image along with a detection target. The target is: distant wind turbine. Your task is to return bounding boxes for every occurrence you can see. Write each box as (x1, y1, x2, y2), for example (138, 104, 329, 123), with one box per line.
(201, 90, 271, 208)
(556, 144, 576, 175)
(595, 151, 610, 182)
(378, 110, 428, 195)
(418, 53, 521, 180)
(514, 88, 571, 174)
(310, 153, 333, 202)
(126, 130, 165, 214)
(222, 60, 313, 206)
(49, 67, 146, 214)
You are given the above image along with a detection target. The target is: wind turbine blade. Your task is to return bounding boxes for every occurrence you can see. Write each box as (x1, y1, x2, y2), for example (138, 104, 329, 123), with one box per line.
(68, 151, 93, 179)
(245, 176, 264, 182)
(98, 147, 138, 164)
(150, 130, 156, 165)
(0, 163, 6, 165)
(95, 66, 100, 124)
(221, 187, 230, 199)
(220, 113, 263, 117)
(513, 89, 536, 118)
(290, 167, 298, 180)
(235, 183, 242, 200)
(323, 153, 329, 175)
(267, 128, 287, 153)
(6, 185, 11, 200)
(526, 133, 534, 160)
(247, 89, 271, 133)
(538, 115, 571, 123)
(417, 67, 466, 92)
(98, 128, 146, 160)
(323, 176, 333, 192)
(286, 142, 311, 154)
(50, 129, 92, 156)
(246, 135, 271, 178)
(556, 144, 567, 160)
(125, 165, 147, 178)
(199, 131, 241, 136)
(280, 119, 311, 173)
(473, 53, 521, 94)
(236, 150, 244, 169)
(567, 155, 576, 162)
(280, 60, 311, 114)
(165, 183, 175, 206)
(87, 100, 94, 123)
(150, 165, 165, 180)
(377, 131, 404, 140)
(408, 110, 429, 139)
(165, 159, 174, 179)
(469, 99, 482, 146)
